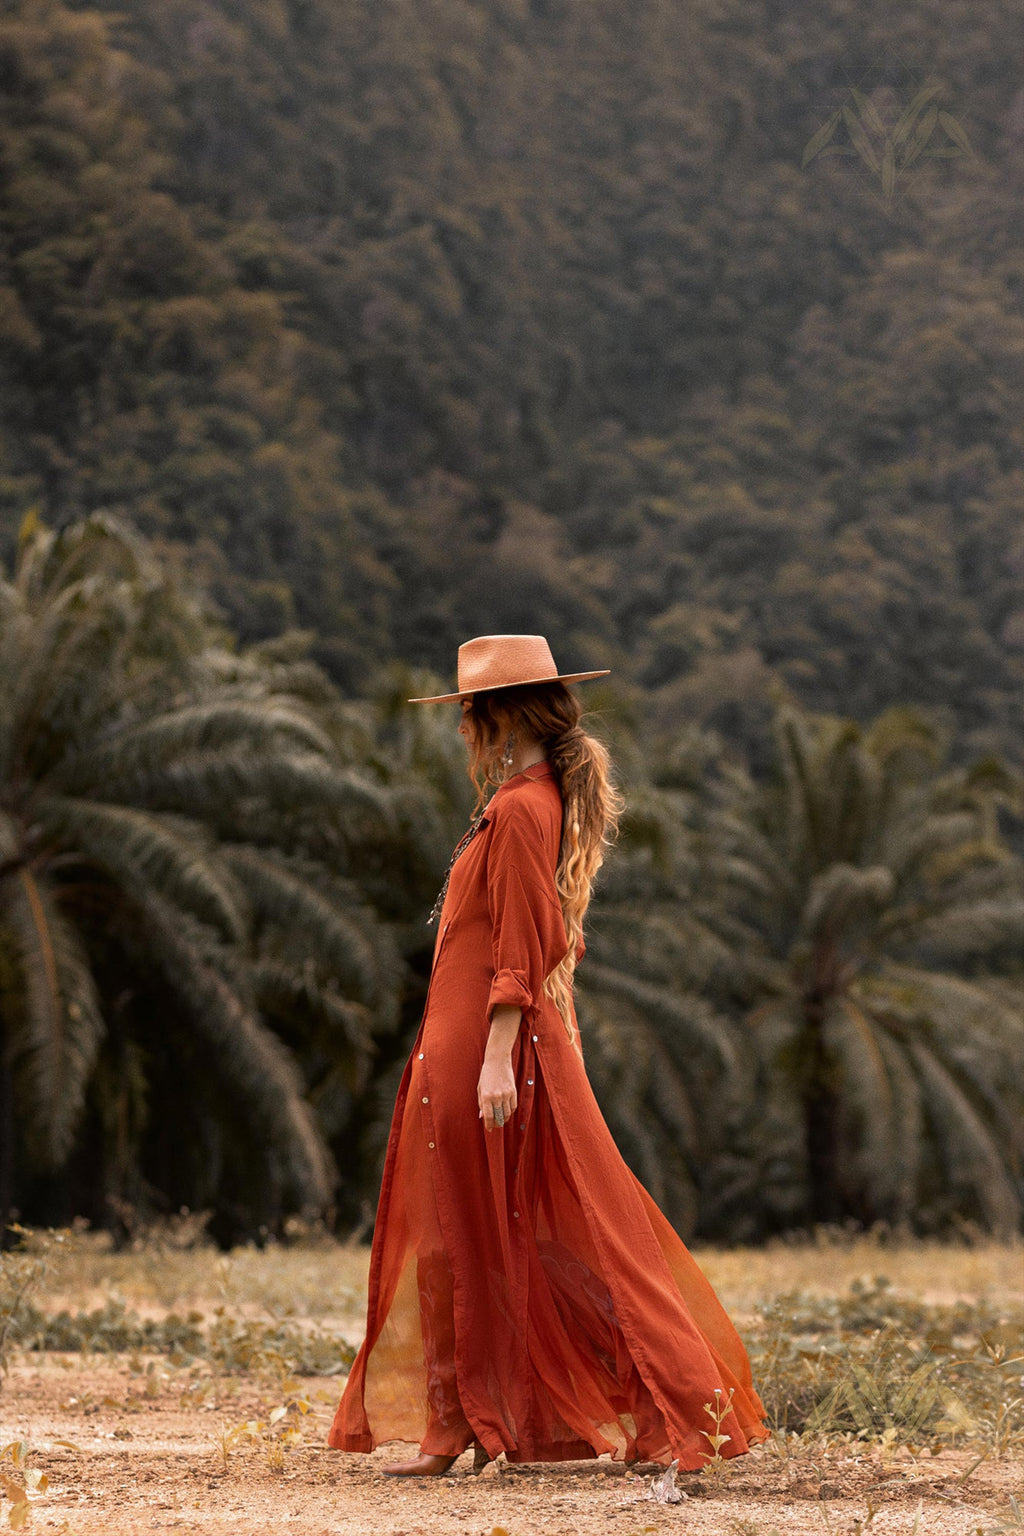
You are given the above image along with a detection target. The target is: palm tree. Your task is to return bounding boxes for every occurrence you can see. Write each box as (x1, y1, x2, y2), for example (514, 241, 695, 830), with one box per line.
(0, 513, 403, 1237)
(572, 726, 753, 1236)
(694, 699, 1024, 1233)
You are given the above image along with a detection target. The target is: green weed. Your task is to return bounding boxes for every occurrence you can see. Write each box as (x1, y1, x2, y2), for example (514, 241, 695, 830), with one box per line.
(0, 1228, 72, 1385)
(216, 1396, 312, 1474)
(9, 1295, 353, 1381)
(699, 1385, 737, 1481)
(751, 1276, 1024, 1456)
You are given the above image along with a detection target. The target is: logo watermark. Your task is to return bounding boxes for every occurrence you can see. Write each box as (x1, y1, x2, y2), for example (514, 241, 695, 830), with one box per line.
(802, 62, 976, 207)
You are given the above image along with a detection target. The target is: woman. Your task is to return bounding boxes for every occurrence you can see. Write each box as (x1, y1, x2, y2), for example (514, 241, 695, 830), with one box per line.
(329, 634, 768, 1475)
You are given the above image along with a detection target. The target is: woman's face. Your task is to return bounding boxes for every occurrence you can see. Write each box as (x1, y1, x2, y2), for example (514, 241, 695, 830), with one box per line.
(457, 697, 476, 751)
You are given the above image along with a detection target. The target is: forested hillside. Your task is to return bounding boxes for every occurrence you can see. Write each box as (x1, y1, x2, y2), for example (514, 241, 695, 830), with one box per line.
(2, 0, 1023, 767)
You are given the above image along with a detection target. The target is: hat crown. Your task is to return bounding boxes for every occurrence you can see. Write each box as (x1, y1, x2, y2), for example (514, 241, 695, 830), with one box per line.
(457, 634, 556, 695)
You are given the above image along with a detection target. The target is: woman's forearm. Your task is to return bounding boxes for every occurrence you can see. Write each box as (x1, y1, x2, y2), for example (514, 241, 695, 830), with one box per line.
(478, 1006, 521, 1130)
(485, 1004, 522, 1058)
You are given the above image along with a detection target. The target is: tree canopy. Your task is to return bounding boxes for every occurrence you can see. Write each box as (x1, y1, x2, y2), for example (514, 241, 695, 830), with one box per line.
(1, 0, 1023, 767)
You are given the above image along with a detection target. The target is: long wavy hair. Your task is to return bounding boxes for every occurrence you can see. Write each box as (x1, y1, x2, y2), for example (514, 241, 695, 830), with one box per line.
(465, 681, 623, 1050)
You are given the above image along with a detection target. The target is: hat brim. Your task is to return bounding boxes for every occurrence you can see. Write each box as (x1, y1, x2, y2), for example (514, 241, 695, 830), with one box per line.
(408, 669, 611, 704)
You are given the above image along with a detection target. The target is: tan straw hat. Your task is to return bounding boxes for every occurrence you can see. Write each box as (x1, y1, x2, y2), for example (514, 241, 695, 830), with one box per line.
(408, 634, 610, 704)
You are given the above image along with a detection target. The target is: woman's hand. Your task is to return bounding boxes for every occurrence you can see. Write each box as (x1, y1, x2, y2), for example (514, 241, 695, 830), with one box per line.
(478, 1054, 517, 1132)
(478, 1005, 521, 1131)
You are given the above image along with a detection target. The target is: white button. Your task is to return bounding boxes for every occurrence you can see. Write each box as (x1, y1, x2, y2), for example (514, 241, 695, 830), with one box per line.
(532, 1035, 538, 1041)
(418, 1052, 424, 1059)
(428, 1142, 435, 1149)
(527, 1079, 534, 1086)
(422, 1096, 429, 1104)
(513, 1211, 519, 1218)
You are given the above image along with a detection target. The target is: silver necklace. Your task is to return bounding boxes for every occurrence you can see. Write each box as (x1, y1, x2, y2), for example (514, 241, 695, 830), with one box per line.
(425, 757, 546, 925)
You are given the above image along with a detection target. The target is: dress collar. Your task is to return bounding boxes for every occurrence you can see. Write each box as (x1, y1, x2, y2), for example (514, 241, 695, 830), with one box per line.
(488, 760, 554, 806)
(505, 760, 553, 784)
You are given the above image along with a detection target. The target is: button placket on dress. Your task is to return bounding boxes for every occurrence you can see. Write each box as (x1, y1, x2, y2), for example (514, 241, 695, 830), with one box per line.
(416, 1018, 439, 1155)
(417, 917, 454, 1155)
(420, 1072, 438, 1153)
(509, 1024, 539, 1222)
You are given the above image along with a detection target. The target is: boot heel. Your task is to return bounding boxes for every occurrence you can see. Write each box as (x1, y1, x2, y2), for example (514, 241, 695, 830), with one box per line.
(472, 1441, 491, 1474)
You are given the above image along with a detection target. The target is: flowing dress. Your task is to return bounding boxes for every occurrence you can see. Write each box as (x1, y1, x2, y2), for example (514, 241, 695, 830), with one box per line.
(329, 761, 768, 1467)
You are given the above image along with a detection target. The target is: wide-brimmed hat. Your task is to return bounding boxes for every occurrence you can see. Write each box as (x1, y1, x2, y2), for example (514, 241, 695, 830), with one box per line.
(408, 634, 610, 704)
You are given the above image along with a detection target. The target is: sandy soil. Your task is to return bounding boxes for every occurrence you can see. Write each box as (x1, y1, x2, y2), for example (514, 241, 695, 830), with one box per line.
(4, 1354, 1018, 1536)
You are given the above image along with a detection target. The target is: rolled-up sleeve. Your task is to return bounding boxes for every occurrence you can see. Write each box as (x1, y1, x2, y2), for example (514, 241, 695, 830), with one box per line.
(485, 799, 569, 1023)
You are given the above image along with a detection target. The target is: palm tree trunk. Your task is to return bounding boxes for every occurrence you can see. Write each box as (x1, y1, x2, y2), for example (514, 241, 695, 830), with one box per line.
(801, 994, 842, 1225)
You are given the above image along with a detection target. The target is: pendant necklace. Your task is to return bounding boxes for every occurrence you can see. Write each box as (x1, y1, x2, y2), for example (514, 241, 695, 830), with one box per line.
(426, 758, 545, 925)
(426, 811, 486, 925)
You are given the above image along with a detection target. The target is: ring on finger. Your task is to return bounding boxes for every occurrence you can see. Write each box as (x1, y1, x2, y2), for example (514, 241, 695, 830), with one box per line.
(493, 1105, 505, 1127)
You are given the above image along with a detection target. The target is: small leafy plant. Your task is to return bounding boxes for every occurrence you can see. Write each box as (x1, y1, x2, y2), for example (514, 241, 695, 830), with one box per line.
(0, 1442, 48, 1530)
(699, 1386, 736, 1480)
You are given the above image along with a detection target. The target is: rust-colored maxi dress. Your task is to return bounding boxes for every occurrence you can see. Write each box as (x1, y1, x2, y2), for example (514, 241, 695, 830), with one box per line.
(329, 760, 768, 1468)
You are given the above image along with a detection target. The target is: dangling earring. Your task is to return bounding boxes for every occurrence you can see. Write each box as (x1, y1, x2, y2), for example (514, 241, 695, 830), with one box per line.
(501, 731, 515, 778)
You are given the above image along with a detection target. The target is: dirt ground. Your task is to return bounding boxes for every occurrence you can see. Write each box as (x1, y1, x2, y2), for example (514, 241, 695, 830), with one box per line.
(5, 1354, 1019, 1536)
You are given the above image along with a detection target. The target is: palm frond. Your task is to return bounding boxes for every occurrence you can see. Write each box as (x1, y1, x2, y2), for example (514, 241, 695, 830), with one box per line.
(912, 898, 1024, 960)
(907, 1039, 1021, 1233)
(53, 699, 336, 792)
(862, 707, 941, 792)
(880, 964, 1024, 1062)
(38, 796, 248, 941)
(1, 869, 106, 1166)
(578, 958, 746, 1088)
(112, 750, 393, 830)
(922, 838, 1015, 888)
(828, 997, 905, 1213)
(4, 581, 124, 762)
(798, 863, 894, 943)
(222, 845, 400, 1015)
(884, 811, 979, 882)
(777, 710, 866, 867)
(577, 989, 698, 1233)
(249, 959, 377, 1077)
(136, 890, 334, 1209)
(589, 908, 734, 994)
(871, 1024, 924, 1219)
(705, 807, 804, 908)
(616, 785, 695, 878)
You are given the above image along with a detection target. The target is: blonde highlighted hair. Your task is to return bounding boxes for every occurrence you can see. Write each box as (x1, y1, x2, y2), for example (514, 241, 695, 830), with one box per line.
(466, 681, 624, 1050)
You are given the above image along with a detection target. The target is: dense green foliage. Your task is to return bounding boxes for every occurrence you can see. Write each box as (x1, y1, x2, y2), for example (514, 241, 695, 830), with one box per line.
(2, 0, 1023, 763)
(683, 707, 1024, 1236)
(0, 515, 411, 1239)
(575, 710, 1024, 1239)
(2, 518, 1022, 1240)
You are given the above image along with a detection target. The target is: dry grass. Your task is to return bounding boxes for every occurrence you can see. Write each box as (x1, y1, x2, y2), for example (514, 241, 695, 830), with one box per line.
(692, 1231, 1024, 1317)
(33, 1226, 370, 1330)
(4, 1224, 1022, 1448)
(37, 1223, 1024, 1323)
